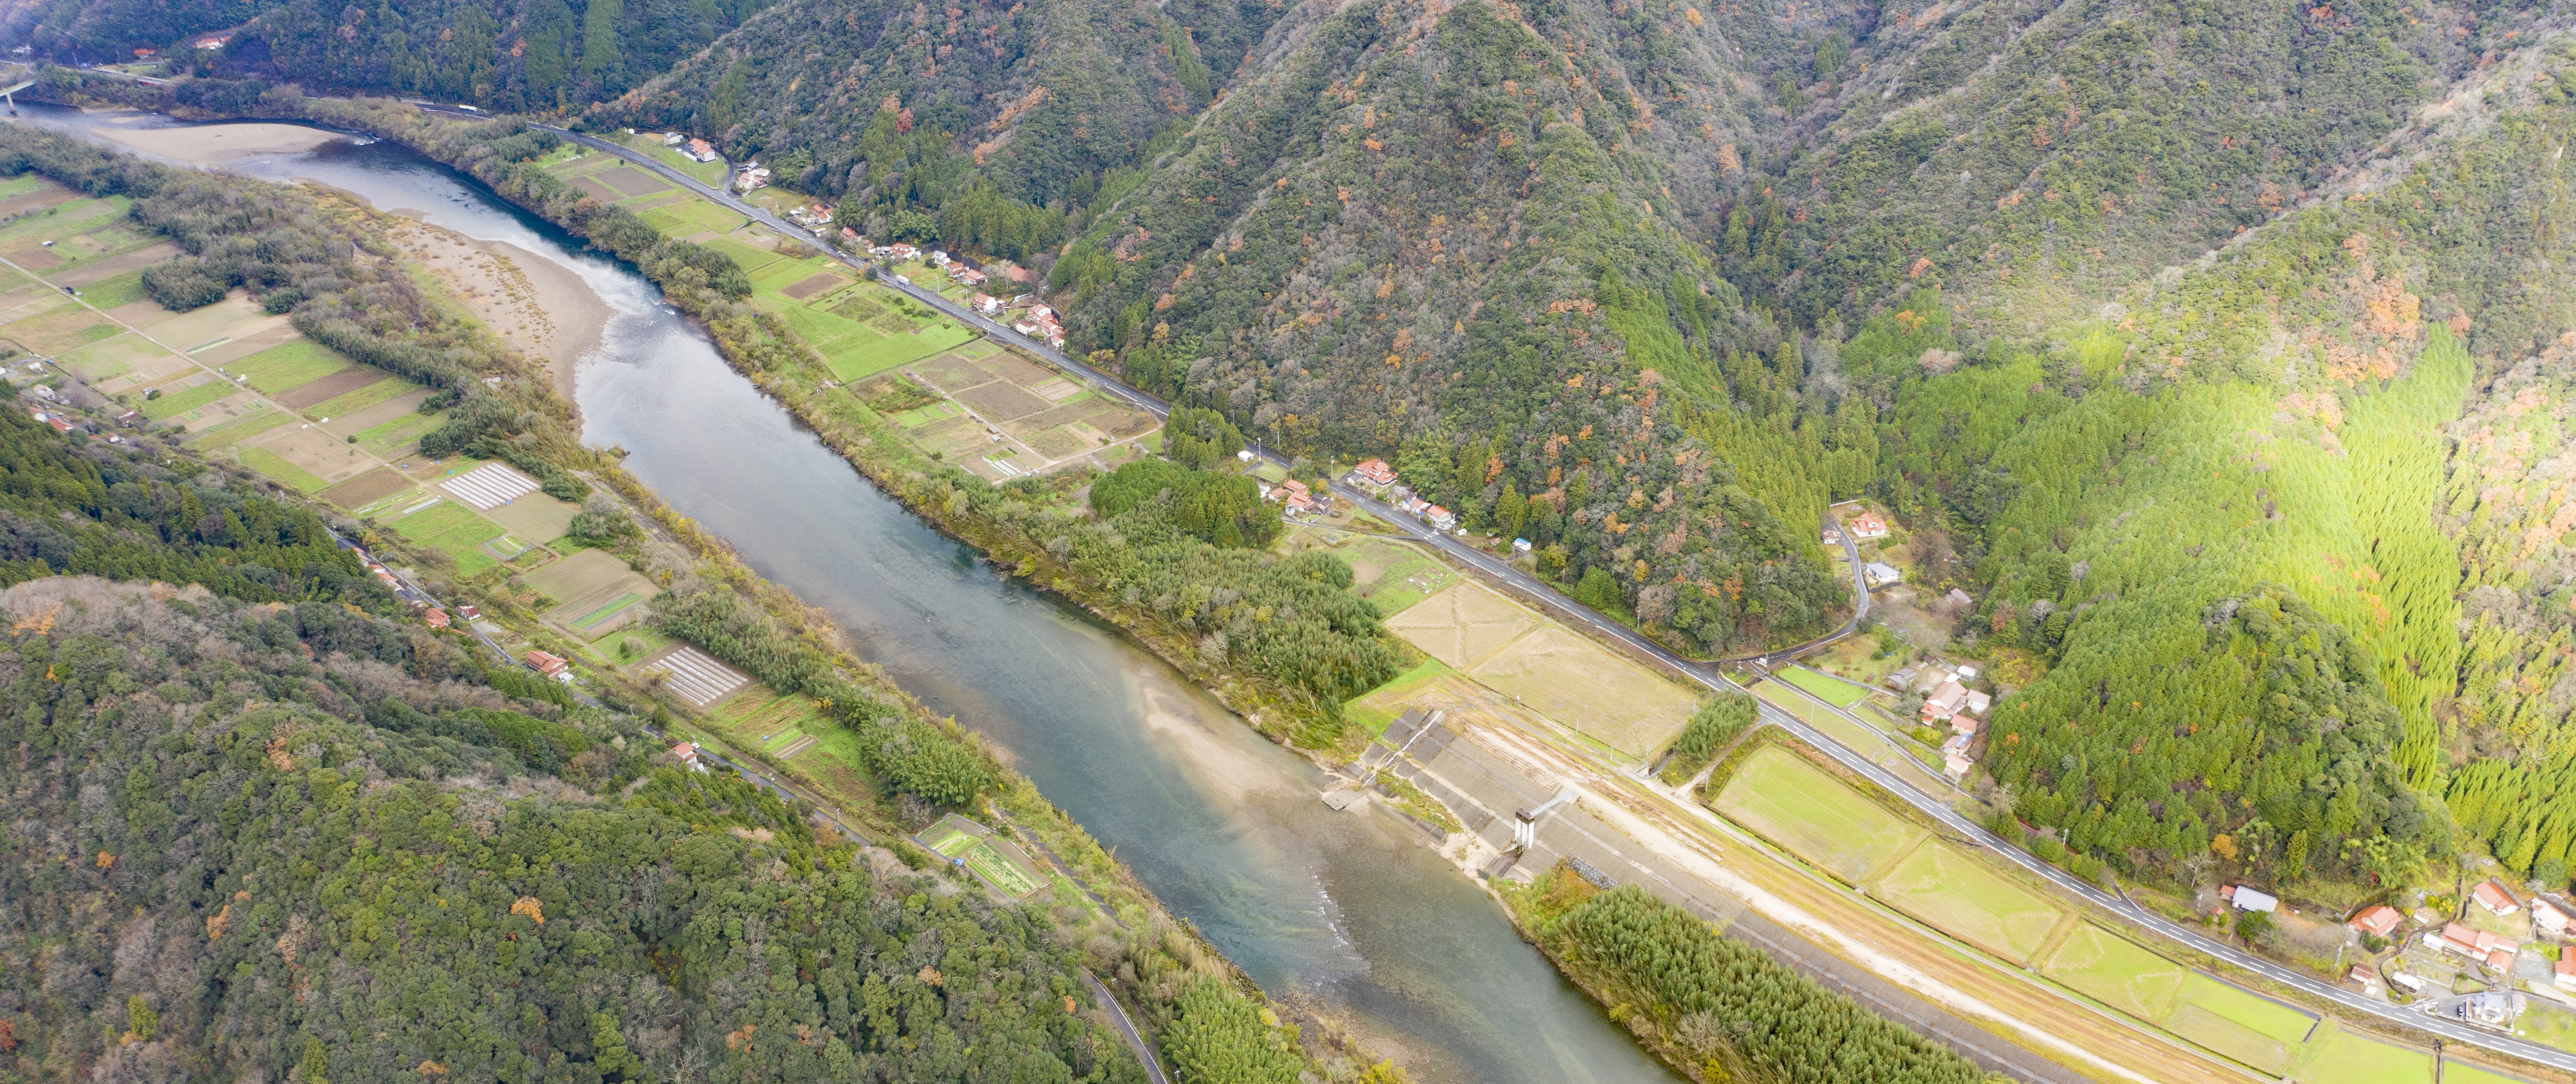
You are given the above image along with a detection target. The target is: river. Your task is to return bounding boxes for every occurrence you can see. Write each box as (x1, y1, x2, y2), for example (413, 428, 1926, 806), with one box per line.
(19, 109, 1679, 1084)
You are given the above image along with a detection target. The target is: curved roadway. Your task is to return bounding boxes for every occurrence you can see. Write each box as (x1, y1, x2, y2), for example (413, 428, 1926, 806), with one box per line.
(469, 113, 2573, 1075)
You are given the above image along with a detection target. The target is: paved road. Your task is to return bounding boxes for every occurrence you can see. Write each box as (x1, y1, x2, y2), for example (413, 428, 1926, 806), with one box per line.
(484, 116, 2576, 1074)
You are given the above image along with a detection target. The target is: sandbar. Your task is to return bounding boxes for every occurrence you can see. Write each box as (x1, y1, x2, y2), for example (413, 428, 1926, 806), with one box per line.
(92, 121, 347, 162)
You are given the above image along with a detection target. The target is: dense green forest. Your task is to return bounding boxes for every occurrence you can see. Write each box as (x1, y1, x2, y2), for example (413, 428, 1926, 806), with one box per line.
(1510, 871, 1986, 1084)
(0, 575, 1147, 1083)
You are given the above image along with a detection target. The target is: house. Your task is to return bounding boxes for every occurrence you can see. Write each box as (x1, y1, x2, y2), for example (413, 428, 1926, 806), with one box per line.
(1028, 304, 1055, 320)
(115, 410, 143, 427)
(1944, 588, 1975, 607)
(972, 292, 1002, 315)
(2477, 880, 2523, 916)
(660, 132, 684, 146)
(1423, 505, 1457, 531)
(1012, 320, 1040, 336)
(2349, 905, 2403, 939)
(685, 138, 718, 162)
(2388, 970, 2427, 993)
(2226, 885, 2279, 913)
(1821, 526, 1845, 546)
(1399, 496, 1431, 517)
(888, 243, 919, 260)
(457, 605, 481, 620)
(952, 266, 987, 286)
(671, 742, 709, 774)
(1512, 538, 1533, 554)
(2560, 947, 2576, 992)
(1863, 562, 1903, 589)
(733, 164, 771, 192)
(2538, 896, 2576, 938)
(1285, 493, 1318, 515)
(422, 608, 450, 630)
(1955, 665, 1979, 680)
(525, 650, 569, 678)
(1352, 458, 1398, 487)
(1885, 667, 1917, 691)
(1941, 732, 1974, 776)
(132, 47, 156, 59)
(193, 34, 230, 50)
(1965, 690, 1992, 715)
(1847, 511, 1890, 539)
(2347, 963, 2379, 988)
(1922, 680, 1970, 722)
(1948, 711, 1981, 737)
(2435, 922, 2518, 964)
(928, 250, 951, 266)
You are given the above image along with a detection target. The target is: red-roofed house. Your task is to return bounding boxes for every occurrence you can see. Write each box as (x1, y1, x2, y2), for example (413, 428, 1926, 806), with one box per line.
(2436, 922, 2518, 965)
(2348, 905, 2402, 939)
(1352, 458, 1397, 487)
(2475, 879, 2522, 916)
(2559, 947, 2576, 991)
(2536, 895, 2576, 938)
(423, 608, 450, 630)
(1847, 511, 1890, 539)
(1922, 679, 1970, 722)
(972, 292, 1002, 315)
(671, 742, 708, 773)
(526, 650, 568, 677)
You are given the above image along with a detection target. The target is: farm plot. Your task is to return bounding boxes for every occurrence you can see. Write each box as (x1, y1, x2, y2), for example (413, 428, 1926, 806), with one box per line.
(1467, 624, 1699, 757)
(2039, 923, 2190, 1021)
(527, 549, 660, 637)
(915, 814, 1046, 901)
(0, 300, 119, 354)
(2288, 1024, 2432, 1084)
(639, 645, 753, 708)
(1385, 582, 1540, 668)
(1711, 743, 1927, 881)
(1780, 666, 1873, 708)
(226, 340, 350, 394)
(1869, 841, 2066, 964)
(386, 499, 510, 577)
(316, 468, 416, 511)
(2163, 977, 2317, 1076)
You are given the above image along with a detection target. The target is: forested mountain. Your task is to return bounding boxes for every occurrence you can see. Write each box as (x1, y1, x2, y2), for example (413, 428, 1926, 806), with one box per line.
(0, 575, 1143, 1084)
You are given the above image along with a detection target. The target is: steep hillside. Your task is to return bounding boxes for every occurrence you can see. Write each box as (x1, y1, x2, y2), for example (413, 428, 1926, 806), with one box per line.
(1877, 29, 2576, 890)
(588, 0, 1286, 231)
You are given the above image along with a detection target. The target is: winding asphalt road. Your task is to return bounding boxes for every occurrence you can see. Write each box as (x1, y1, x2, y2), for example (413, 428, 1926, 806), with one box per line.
(483, 117, 2576, 1075)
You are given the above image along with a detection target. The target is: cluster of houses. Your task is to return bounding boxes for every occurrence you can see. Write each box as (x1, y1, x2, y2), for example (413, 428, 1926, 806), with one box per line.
(650, 132, 722, 163)
(1885, 663, 1987, 775)
(1258, 474, 1332, 519)
(2319, 876, 2576, 1004)
(733, 162, 772, 192)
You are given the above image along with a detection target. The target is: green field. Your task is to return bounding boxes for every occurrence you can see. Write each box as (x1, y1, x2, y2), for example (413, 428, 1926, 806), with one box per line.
(1344, 655, 1458, 736)
(237, 446, 328, 493)
(312, 376, 413, 418)
(355, 409, 444, 455)
(2164, 976, 2315, 1075)
(140, 378, 234, 419)
(917, 816, 1042, 900)
(1780, 666, 1872, 708)
(228, 340, 348, 393)
(2038, 923, 2189, 1020)
(639, 199, 746, 235)
(191, 409, 291, 449)
(1711, 744, 1926, 881)
(78, 268, 147, 308)
(826, 323, 970, 380)
(388, 500, 507, 577)
(1870, 841, 2066, 963)
(2443, 1059, 2534, 1084)
(2291, 1024, 2433, 1084)
(572, 591, 644, 629)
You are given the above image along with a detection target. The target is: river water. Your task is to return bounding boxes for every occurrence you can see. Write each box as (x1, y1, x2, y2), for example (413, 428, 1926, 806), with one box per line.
(29, 110, 1678, 1084)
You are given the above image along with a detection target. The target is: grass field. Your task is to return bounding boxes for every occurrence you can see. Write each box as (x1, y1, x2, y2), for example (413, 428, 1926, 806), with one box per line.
(640, 200, 745, 235)
(916, 815, 1044, 900)
(312, 376, 412, 418)
(1344, 656, 1459, 736)
(1712, 744, 1927, 881)
(191, 409, 291, 449)
(1871, 841, 2066, 963)
(355, 409, 443, 455)
(228, 340, 347, 394)
(2290, 1024, 2432, 1084)
(388, 500, 507, 577)
(237, 446, 327, 493)
(140, 378, 234, 419)
(1781, 666, 1872, 708)
(2163, 977, 2315, 1075)
(2039, 923, 2190, 1020)
(2443, 1060, 2533, 1084)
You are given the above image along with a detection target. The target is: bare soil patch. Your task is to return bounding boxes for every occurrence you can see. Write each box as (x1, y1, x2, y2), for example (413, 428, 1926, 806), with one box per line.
(912, 353, 991, 390)
(599, 167, 670, 196)
(318, 468, 417, 510)
(573, 176, 622, 202)
(954, 381, 1050, 421)
(275, 366, 381, 409)
(93, 122, 346, 162)
(781, 272, 845, 299)
(3, 246, 63, 270)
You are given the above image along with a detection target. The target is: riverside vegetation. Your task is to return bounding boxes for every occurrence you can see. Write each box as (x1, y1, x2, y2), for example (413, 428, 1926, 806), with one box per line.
(0, 126, 1368, 1084)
